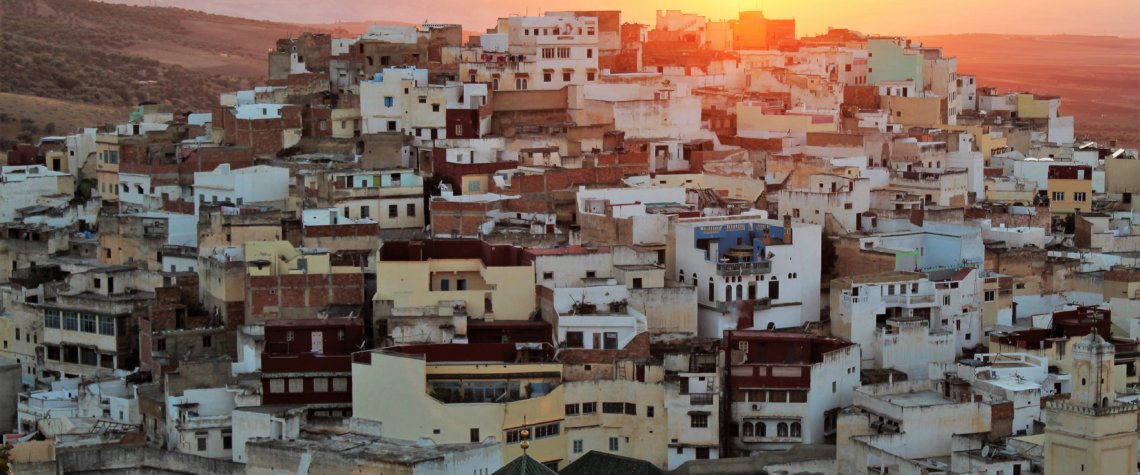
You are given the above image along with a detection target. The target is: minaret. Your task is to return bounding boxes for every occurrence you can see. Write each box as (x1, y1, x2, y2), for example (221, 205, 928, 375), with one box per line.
(1044, 331, 1138, 475)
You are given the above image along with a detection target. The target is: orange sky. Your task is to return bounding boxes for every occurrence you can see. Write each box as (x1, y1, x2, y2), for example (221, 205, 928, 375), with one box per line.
(106, 0, 1140, 37)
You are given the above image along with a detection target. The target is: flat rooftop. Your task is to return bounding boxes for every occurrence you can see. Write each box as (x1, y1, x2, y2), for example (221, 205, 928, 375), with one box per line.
(881, 390, 951, 407)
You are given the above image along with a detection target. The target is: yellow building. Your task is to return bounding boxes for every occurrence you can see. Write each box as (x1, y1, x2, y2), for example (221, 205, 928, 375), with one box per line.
(735, 101, 837, 137)
(1046, 164, 1093, 214)
(1044, 333, 1138, 475)
(1016, 93, 1059, 120)
(374, 240, 536, 321)
(352, 345, 567, 469)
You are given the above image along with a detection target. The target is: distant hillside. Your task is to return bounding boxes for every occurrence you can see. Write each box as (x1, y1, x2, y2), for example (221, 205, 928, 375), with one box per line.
(0, 0, 351, 114)
(916, 34, 1140, 147)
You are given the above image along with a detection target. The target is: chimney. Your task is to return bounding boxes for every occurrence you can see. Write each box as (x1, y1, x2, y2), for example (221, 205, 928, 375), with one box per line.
(782, 215, 793, 244)
(735, 300, 755, 330)
(909, 207, 925, 227)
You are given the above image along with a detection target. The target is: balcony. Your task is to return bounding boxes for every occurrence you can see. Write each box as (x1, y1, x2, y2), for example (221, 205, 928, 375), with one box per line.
(716, 297, 771, 313)
(176, 414, 231, 430)
(881, 293, 936, 307)
(690, 393, 715, 406)
(716, 260, 771, 276)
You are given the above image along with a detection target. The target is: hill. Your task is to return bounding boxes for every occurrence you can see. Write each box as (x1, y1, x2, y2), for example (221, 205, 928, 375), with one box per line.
(916, 34, 1140, 147)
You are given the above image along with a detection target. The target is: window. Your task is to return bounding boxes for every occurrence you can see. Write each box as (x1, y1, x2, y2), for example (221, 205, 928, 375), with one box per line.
(647, 406, 654, 418)
(691, 414, 709, 428)
(566, 331, 584, 348)
(45, 310, 60, 329)
(388, 204, 398, 218)
(418, 96, 427, 104)
(543, 71, 552, 82)
(586, 70, 596, 81)
(223, 431, 232, 450)
(533, 422, 559, 438)
(470, 428, 480, 443)
(602, 402, 624, 414)
(603, 332, 619, 349)
(563, 71, 572, 81)
(632, 277, 643, 289)
(573, 439, 583, 453)
(440, 279, 450, 291)
(696, 447, 710, 459)
(197, 433, 207, 452)
(270, 379, 285, 393)
(609, 437, 619, 451)
(586, 48, 593, 59)
(624, 403, 637, 415)
(94, 278, 102, 289)
(432, 103, 440, 112)
(506, 427, 531, 444)
(1052, 191, 1064, 201)
(332, 377, 348, 392)
(790, 422, 802, 438)
(565, 403, 580, 415)
(582, 402, 597, 414)
(289, 378, 304, 393)
(984, 290, 996, 302)
(360, 205, 370, 219)
(777, 422, 789, 437)
(1074, 192, 1087, 202)
(543, 271, 554, 280)
(80, 314, 97, 333)
(46, 345, 60, 361)
(313, 377, 329, 392)
(586, 270, 597, 278)
(98, 316, 115, 336)
(456, 279, 467, 291)
(557, 47, 571, 58)
(542, 47, 555, 59)
(406, 203, 416, 217)
(468, 181, 481, 192)
(202, 335, 212, 348)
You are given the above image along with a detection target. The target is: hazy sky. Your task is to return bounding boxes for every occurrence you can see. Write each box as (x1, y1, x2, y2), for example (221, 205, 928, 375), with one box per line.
(108, 0, 1139, 37)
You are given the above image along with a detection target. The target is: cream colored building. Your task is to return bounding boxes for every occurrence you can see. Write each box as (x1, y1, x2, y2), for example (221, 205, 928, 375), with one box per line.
(373, 240, 536, 342)
(352, 345, 567, 469)
(1044, 333, 1139, 475)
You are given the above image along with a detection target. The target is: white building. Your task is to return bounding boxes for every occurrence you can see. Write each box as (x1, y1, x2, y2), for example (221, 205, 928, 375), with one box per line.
(777, 173, 871, 233)
(359, 67, 461, 144)
(454, 13, 601, 92)
(831, 272, 957, 378)
(0, 166, 76, 224)
(165, 386, 244, 459)
(724, 331, 860, 454)
(193, 164, 289, 216)
(673, 215, 822, 338)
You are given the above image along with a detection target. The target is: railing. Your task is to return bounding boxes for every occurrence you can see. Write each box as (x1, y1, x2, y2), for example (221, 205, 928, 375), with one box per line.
(716, 260, 771, 276)
(716, 298, 771, 312)
(690, 393, 715, 405)
(881, 294, 935, 306)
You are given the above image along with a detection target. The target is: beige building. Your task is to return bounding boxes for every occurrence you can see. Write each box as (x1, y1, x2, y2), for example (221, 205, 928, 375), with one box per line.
(1044, 333, 1139, 475)
(373, 240, 536, 342)
(352, 344, 567, 469)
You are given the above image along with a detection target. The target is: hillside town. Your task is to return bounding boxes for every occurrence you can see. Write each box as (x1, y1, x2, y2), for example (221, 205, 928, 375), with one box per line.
(0, 7, 1139, 475)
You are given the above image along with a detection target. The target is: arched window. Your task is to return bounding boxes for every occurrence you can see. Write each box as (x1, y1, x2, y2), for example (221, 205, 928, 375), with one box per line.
(777, 422, 788, 437)
(742, 422, 753, 437)
(790, 422, 801, 438)
(737, 284, 744, 300)
(758, 422, 766, 436)
(726, 285, 733, 301)
(691, 273, 697, 286)
(679, 269, 685, 283)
